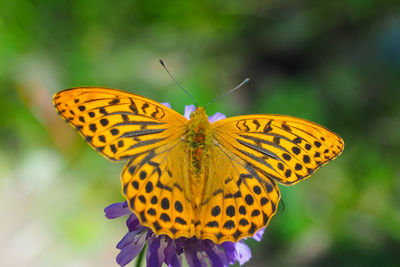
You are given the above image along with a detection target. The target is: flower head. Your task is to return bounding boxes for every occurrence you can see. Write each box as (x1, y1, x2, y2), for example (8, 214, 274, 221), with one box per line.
(105, 105, 264, 267)
(105, 201, 262, 267)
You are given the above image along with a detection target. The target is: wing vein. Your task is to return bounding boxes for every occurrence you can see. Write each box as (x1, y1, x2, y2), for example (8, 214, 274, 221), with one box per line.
(236, 139, 281, 161)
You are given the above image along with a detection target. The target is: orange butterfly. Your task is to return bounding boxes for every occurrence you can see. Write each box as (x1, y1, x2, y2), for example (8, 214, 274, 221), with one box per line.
(53, 86, 343, 244)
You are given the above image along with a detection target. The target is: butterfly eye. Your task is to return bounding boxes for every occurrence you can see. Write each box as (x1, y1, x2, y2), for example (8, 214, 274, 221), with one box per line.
(189, 108, 199, 119)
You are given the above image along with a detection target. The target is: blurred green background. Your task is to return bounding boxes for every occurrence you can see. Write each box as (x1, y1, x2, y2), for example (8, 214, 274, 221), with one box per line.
(1, 0, 400, 266)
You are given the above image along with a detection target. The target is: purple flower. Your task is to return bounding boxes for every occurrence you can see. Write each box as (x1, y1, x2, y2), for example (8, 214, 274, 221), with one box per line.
(182, 104, 226, 122)
(105, 201, 263, 267)
(105, 105, 264, 267)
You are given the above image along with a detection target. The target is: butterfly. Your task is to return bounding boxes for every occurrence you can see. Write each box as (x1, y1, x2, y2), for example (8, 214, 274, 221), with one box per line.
(53, 87, 344, 244)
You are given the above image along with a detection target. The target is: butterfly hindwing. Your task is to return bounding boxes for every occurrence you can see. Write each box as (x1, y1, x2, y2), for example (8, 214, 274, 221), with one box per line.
(195, 144, 280, 243)
(53, 87, 187, 161)
(212, 115, 344, 185)
(122, 139, 196, 239)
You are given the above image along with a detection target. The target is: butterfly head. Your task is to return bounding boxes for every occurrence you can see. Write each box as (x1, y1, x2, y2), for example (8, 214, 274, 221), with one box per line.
(189, 107, 208, 120)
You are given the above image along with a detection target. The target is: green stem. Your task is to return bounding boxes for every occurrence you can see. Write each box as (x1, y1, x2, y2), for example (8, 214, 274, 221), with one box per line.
(134, 244, 147, 267)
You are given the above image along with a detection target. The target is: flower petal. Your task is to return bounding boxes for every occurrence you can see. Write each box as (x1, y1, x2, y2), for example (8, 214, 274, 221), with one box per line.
(184, 249, 208, 267)
(146, 236, 169, 267)
(234, 241, 252, 265)
(205, 242, 229, 267)
(126, 214, 142, 232)
(252, 228, 265, 242)
(116, 233, 147, 266)
(184, 105, 196, 119)
(104, 202, 131, 219)
(161, 102, 171, 108)
(221, 242, 236, 264)
(164, 239, 182, 267)
(116, 230, 143, 249)
(208, 112, 226, 123)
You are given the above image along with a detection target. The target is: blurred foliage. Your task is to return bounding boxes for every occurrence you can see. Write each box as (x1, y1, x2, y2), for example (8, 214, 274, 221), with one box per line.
(1, 0, 400, 266)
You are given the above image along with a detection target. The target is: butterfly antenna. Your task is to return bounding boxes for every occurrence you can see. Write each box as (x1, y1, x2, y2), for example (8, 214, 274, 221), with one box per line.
(159, 59, 198, 108)
(204, 78, 250, 110)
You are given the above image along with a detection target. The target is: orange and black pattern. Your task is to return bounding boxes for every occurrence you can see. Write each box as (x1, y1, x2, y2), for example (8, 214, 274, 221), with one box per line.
(54, 87, 344, 244)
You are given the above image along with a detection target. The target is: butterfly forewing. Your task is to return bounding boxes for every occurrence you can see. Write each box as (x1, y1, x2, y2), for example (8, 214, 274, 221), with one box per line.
(212, 114, 344, 185)
(53, 87, 187, 161)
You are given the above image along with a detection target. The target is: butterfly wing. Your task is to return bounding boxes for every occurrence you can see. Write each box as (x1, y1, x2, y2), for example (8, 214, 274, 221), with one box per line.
(212, 114, 344, 185)
(195, 114, 343, 243)
(195, 143, 280, 243)
(121, 139, 197, 239)
(54, 87, 196, 238)
(53, 87, 187, 160)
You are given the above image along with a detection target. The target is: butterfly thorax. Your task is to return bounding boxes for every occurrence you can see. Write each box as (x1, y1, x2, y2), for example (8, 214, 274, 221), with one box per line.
(186, 107, 214, 210)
